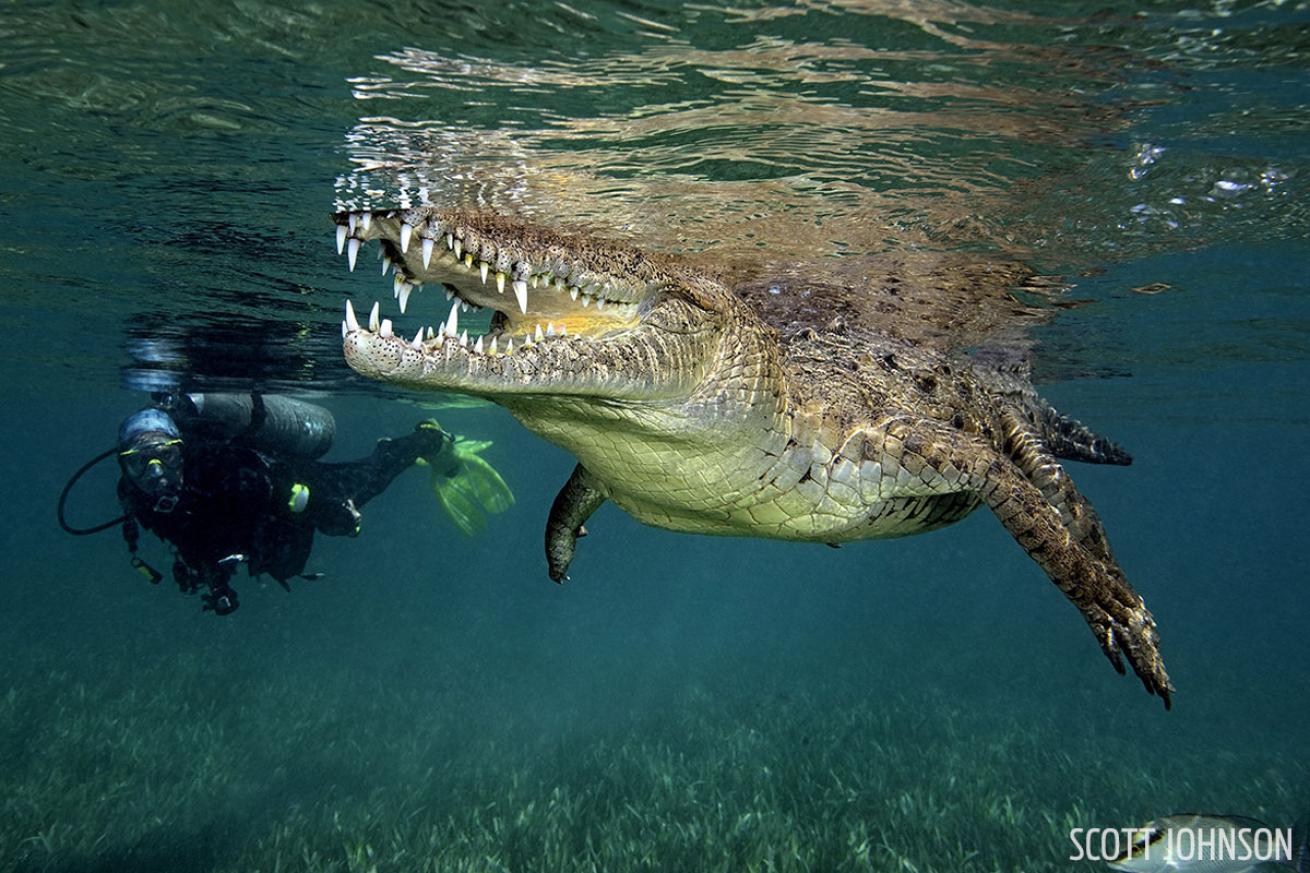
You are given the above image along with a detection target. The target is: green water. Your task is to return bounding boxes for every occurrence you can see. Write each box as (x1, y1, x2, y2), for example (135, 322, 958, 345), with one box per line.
(1, 1, 1308, 871)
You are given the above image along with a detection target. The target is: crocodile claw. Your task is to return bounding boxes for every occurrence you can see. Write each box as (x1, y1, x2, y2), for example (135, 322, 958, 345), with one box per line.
(1092, 605, 1174, 709)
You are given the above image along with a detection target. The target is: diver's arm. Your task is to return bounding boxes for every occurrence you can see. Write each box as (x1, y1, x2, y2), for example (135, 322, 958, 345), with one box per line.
(117, 478, 144, 554)
(116, 482, 172, 585)
(122, 513, 140, 555)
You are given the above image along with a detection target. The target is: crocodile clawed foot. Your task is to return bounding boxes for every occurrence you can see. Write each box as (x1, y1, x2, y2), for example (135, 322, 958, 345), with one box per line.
(1092, 604, 1174, 709)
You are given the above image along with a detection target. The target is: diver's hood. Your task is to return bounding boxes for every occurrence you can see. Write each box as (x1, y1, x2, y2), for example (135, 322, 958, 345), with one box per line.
(119, 408, 180, 448)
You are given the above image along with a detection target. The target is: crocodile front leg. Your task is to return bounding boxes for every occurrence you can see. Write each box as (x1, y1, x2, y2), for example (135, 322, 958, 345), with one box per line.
(872, 417, 1174, 708)
(545, 464, 608, 583)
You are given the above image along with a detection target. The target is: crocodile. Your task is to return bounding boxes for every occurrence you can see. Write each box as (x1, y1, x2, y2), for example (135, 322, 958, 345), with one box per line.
(333, 207, 1173, 707)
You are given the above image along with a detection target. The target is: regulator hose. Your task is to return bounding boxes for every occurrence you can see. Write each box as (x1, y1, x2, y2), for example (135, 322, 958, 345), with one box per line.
(57, 447, 125, 535)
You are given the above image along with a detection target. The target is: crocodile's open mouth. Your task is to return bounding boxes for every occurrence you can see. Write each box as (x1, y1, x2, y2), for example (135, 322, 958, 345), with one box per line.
(334, 207, 725, 401)
(333, 207, 658, 357)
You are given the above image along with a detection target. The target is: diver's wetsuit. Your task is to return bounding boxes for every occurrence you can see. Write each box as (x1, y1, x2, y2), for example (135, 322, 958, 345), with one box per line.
(119, 425, 452, 614)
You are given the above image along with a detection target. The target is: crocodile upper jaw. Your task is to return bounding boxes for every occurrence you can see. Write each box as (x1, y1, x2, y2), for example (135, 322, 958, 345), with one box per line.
(334, 208, 725, 401)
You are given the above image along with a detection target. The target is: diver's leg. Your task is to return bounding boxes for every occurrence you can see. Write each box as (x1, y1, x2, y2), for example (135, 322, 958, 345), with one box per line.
(345, 422, 452, 507)
(299, 422, 451, 534)
(545, 464, 608, 583)
(251, 522, 315, 585)
(864, 416, 1173, 707)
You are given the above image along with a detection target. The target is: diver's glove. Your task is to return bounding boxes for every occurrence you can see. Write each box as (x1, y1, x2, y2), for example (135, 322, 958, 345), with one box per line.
(415, 420, 514, 536)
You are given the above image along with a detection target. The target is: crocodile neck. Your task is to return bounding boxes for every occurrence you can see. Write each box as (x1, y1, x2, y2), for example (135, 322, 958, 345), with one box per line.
(500, 299, 804, 534)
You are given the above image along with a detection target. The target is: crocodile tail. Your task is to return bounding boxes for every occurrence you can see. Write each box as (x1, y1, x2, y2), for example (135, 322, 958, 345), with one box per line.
(1034, 403, 1133, 466)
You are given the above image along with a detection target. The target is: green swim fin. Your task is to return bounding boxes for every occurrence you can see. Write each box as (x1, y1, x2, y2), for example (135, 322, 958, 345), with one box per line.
(418, 429, 514, 536)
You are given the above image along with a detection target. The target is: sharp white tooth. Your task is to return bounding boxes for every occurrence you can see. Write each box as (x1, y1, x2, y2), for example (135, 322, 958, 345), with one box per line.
(524, 333, 534, 347)
(490, 336, 499, 354)
(347, 238, 360, 271)
(393, 274, 403, 296)
(433, 332, 445, 348)
(446, 233, 454, 250)
(454, 239, 463, 259)
(534, 323, 544, 341)
(459, 330, 468, 347)
(426, 325, 435, 339)
(496, 272, 505, 294)
(444, 287, 454, 301)
(348, 212, 357, 233)
(546, 322, 556, 337)
(410, 329, 424, 350)
(382, 254, 392, 276)
(505, 339, 513, 355)
(398, 283, 413, 314)
(595, 297, 605, 311)
(380, 318, 393, 338)
(513, 280, 529, 314)
(460, 301, 468, 313)
(474, 335, 484, 354)
(400, 222, 413, 253)
(480, 262, 489, 284)
(530, 275, 539, 289)
(336, 224, 347, 254)
(361, 211, 372, 232)
(422, 237, 434, 268)
(369, 301, 380, 332)
(580, 294, 591, 308)
(570, 287, 579, 301)
(341, 320, 347, 338)
(445, 302, 459, 338)
(464, 253, 474, 269)
(345, 300, 360, 332)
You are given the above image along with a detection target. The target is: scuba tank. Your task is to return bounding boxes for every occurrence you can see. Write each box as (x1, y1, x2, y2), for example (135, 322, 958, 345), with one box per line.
(174, 393, 336, 460)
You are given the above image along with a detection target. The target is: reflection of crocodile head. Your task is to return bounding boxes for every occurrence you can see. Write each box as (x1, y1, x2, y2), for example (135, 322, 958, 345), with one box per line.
(336, 206, 1173, 709)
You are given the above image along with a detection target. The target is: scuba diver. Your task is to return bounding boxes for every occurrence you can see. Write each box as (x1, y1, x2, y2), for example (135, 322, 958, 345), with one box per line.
(60, 392, 512, 615)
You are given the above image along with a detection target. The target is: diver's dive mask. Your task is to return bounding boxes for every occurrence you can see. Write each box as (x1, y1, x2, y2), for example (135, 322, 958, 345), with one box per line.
(119, 435, 184, 512)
